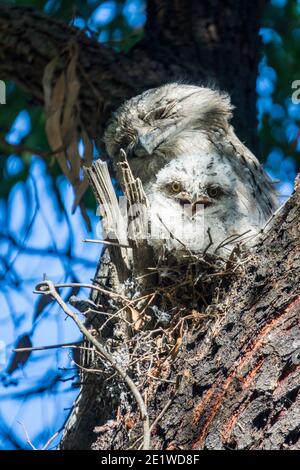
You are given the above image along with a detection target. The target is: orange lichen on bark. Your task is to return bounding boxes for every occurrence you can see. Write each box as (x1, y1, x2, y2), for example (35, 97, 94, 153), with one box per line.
(241, 356, 264, 390)
(191, 294, 300, 449)
(192, 386, 216, 426)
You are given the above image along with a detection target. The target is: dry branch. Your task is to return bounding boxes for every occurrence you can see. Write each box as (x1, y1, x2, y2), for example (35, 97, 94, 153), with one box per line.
(85, 160, 130, 283)
(117, 149, 156, 289)
(34, 279, 151, 450)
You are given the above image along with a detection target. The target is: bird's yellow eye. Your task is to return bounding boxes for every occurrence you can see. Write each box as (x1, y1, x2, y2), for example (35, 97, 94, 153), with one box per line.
(171, 181, 182, 193)
(207, 185, 222, 198)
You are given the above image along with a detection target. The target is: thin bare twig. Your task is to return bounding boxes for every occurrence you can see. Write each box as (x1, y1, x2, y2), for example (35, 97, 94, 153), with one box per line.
(53, 281, 129, 302)
(0, 137, 64, 160)
(203, 227, 213, 255)
(83, 238, 131, 249)
(214, 229, 251, 252)
(42, 431, 60, 450)
(146, 374, 176, 384)
(12, 341, 81, 353)
(34, 279, 151, 450)
(17, 421, 37, 450)
(156, 214, 194, 257)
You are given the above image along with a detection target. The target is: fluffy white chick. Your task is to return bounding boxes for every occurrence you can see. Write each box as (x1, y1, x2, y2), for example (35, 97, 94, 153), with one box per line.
(145, 151, 273, 257)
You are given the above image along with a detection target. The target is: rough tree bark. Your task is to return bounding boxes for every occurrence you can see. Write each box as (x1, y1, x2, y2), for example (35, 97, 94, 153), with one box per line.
(2, 0, 298, 451)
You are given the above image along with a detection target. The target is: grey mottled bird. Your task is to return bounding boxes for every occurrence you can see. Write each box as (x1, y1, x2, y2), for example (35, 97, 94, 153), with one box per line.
(104, 83, 278, 256)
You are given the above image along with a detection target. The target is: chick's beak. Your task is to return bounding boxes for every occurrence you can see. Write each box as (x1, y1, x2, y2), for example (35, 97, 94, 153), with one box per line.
(193, 196, 212, 207)
(175, 194, 212, 216)
(177, 195, 192, 207)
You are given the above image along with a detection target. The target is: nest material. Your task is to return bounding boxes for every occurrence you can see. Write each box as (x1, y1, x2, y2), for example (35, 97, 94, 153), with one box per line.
(85, 246, 246, 384)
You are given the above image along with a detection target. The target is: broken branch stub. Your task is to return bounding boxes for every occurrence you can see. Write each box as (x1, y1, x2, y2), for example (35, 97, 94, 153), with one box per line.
(84, 160, 130, 283)
(85, 151, 156, 292)
(117, 149, 156, 289)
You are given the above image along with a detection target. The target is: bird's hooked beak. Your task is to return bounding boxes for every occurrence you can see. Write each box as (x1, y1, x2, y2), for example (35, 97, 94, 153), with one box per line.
(133, 116, 188, 157)
(134, 133, 155, 156)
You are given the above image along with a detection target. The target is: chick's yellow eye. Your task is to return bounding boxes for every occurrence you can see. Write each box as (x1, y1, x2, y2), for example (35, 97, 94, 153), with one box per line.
(171, 181, 182, 193)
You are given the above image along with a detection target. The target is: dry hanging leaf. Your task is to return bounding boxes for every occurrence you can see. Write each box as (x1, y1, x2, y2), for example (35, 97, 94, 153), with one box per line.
(43, 43, 93, 220)
(82, 130, 93, 167)
(44, 72, 71, 180)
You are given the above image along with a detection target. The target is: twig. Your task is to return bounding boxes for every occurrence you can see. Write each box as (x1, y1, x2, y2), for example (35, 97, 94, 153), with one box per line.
(34, 279, 151, 450)
(203, 228, 213, 255)
(0, 137, 64, 159)
(12, 341, 81, 353)
(83, 238, 131, 249)
(17, 421, 37, 450)
(70, 356, 108, 375)
(42, 431, 60, 450)
(53, 281, 129, 302)
(137, 398, 174, 450)
(130, 385, 177, 450)
(18, 423, 62, 450)
(156, 214, 193, 254)
(146, 373, 176, 384)
(214, 229, 251, 252)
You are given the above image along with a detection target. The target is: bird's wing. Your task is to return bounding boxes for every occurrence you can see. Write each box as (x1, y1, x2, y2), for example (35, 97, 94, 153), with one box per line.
(208, 125, 278, 220)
